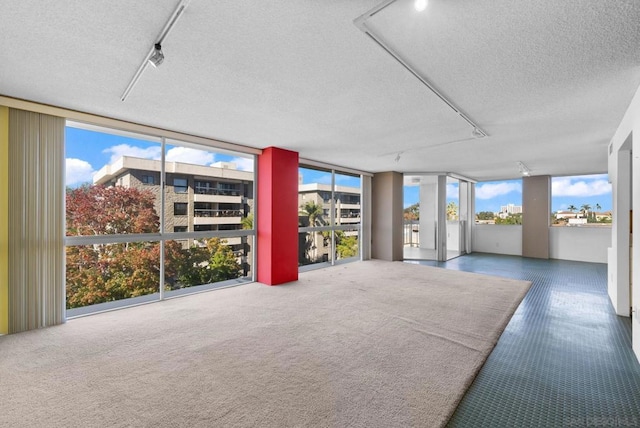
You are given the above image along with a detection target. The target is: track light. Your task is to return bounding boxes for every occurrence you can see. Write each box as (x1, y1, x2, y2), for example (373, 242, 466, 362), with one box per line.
(120, 0, 190, 101)
(472, 128, 485, 138)
(148, 44, 164, 67)
(517, 161, 531, 176)
(354, 1, 489, 140)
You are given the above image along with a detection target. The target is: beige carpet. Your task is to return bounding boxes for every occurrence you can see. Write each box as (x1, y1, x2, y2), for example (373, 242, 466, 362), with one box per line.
(0, 260, 530, 428)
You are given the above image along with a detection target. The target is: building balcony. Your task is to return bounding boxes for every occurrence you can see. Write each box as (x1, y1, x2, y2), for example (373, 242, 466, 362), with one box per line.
(193, 216, 242, 225)
(193, 209, 243, 225)
(193, 193, 243, 204)
(337, 217, 361, 224)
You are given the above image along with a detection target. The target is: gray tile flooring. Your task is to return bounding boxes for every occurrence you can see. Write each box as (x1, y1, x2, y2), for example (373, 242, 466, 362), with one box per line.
(407, 253, 640, 428)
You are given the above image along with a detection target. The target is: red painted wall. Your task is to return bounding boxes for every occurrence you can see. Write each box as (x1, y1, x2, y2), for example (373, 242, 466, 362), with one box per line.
(257, 147, 299, 285)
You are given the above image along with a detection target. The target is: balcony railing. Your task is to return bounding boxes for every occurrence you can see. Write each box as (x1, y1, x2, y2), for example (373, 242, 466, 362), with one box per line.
(194, 187, 241, 197)
(194, 209, 244, 218)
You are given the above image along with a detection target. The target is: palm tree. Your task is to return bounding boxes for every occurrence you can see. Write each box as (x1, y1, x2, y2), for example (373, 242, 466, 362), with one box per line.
(567, 204, 577, 213)
(300, 201, 323, 227)
(595, 203, 601, 211)
(241, 213, 253, 230)
(446, 201, 458, 221)
(580, 204, 591, 218)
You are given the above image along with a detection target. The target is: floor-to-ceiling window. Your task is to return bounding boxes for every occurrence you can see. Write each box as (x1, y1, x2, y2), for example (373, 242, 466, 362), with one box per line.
(298, 165, 362, 270)
(403, 173, 472, 261)
(64, 122, 255, 316)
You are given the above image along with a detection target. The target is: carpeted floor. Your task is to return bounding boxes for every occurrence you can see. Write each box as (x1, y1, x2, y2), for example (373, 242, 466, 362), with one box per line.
(0, 260, 530, 427)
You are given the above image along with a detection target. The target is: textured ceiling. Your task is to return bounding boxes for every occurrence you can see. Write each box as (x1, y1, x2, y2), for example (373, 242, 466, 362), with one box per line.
(1, 0, 640, 180)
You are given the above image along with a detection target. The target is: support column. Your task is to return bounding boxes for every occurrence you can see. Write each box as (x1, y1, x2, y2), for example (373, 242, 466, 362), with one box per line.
(0, 106, 8, 334)
(371, 171, 403, 261)
(257, 147, 299, 285)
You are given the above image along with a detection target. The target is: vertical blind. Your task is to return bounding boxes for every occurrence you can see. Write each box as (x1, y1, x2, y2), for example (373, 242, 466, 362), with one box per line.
(8, 109, 65, 333)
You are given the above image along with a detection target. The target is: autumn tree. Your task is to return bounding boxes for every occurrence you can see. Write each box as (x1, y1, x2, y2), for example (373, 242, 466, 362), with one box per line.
(66, 185, 184, 308)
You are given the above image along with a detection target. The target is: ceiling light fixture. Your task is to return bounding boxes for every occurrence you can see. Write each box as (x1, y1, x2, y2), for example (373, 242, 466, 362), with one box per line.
(517, 161, 531, 177)
(472, 127, 485, 138)
(354, 0, 488, 139)
(148, 44, 164, 67)
(414, 0, 428, 12)
(121, 0, 190, 102)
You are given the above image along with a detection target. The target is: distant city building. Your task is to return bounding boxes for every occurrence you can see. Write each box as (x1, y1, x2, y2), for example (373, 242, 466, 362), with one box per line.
(500, 204, 523, 214)
(498, 203, 522, 219)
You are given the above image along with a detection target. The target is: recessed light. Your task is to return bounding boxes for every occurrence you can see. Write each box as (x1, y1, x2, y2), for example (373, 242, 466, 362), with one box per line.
(414, 0, 428, 12)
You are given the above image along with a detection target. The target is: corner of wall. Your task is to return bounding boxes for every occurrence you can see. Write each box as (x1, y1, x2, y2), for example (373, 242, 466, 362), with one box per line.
(0, 106, 8, 334)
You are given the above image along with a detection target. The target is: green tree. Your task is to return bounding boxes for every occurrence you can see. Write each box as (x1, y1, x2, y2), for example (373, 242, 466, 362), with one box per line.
(495, 213, 522, 225)
(241, 213, 253, 230)
(175, 238, 242, 287)
(476, 211, 495, 220)
(404, 203, 420, 221)
(567, 204, 577, 213)
(300, 201, 324, 226)
(447, 201, 458, 221)
(580, 204, 591, 218)
(336, 235, 358, 259)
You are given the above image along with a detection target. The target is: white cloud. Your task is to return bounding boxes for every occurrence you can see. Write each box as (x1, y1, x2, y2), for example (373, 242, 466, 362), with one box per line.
(552, 177, 611, 197)
(166, 147, 215, 165)
(102, 144, 161, 163)
(228, 157, 254, 172)
(66, 158, 96, 186)
(476, 182, 522, 199)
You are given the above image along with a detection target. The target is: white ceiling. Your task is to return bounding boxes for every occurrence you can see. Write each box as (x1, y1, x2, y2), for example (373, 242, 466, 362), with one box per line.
(1, 0, 640, 180)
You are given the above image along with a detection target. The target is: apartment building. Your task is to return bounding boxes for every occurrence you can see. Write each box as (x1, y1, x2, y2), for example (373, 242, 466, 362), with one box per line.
(297, 180, 361, 264)
(298, 181, 361, 226)
(93, 156, 254, 270)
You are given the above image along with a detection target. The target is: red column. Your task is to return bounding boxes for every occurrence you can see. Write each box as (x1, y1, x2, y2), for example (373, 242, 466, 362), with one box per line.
(257, 147, 299, 285)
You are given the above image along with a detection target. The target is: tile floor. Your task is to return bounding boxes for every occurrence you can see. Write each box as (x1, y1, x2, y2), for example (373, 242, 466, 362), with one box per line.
(407, 253, 640, 427)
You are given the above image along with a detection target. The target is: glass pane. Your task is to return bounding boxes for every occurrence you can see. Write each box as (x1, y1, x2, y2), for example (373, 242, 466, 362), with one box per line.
(403, 175, 438, 260)
(474, 179, 522, 225)
(298, 166, 331, 227)
(65, 126, 162, 235)
(164, 141, 255, 234)
(334, 173, 361, 226)
(335, 229, 359, 261)
(66, 241, 160, 315)
(551, 174, 612, 227)
(445, 177, 461, 260)
(164, 236, 253, 297)
(299, 231, 331, 266)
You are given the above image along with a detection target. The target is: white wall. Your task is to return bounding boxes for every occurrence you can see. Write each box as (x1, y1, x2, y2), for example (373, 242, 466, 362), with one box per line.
(549, 227, 611, 263)
(473, 224, 611, 262)
(608, 83, 640, 317)
(472, 225, 522, 256)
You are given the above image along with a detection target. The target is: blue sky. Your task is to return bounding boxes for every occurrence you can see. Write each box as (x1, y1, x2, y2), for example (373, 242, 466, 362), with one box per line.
(66, 126, 610, 213)
(404, 175, 612, 214)
(66, 127, 361, 189)
(65, 127, 254, 187)
(298, 167, 361, 188)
